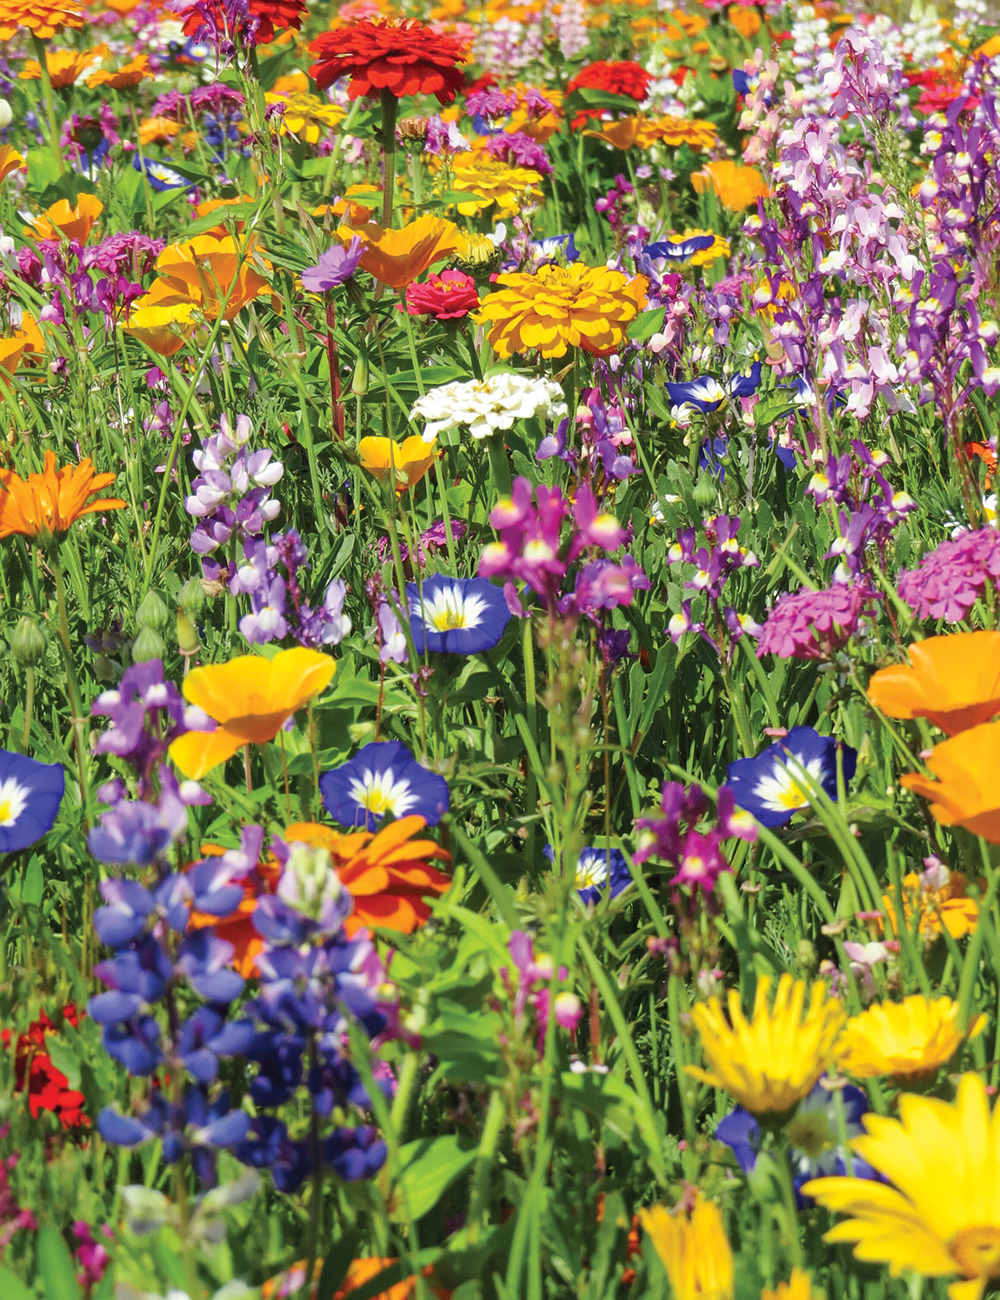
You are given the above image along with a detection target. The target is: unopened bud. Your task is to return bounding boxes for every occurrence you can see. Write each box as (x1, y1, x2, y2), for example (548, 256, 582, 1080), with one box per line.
(0, 99, 13, 130)
(176, 608, 200, 655)
(131, 627, 166, 663)
(693, 473, 717, 508)
(351, 351, 369, 396)
(136, 590, 169, 632)
(797, 939, 818, 972)
(11, 615, 46, 666)
(179, 576, 206, 616)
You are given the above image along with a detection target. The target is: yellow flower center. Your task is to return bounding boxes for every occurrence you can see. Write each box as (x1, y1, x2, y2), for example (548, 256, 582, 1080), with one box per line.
(432, 610, 467, 631)
(950, 1226, 1000, 1278)
(0, 799, 10, 824)
(777, 780, 809, 810)
(362, 789, 389, 814)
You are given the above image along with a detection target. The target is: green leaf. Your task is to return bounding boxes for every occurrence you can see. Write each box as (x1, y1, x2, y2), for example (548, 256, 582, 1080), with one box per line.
(317, 1230, 360, 1300)
(0, 1264, 35, 1300)
(388, 1135, 477, 1222)
(35, 1226, 82, 1300)
(628, 307, 666, 342)
(564, 88, 642, 115)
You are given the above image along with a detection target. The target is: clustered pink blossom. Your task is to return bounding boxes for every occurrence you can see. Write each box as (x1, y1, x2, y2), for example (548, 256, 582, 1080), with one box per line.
(634, 783, 757, 904)
(757, 581, 877, 660)
(897, 526, 1000, 622)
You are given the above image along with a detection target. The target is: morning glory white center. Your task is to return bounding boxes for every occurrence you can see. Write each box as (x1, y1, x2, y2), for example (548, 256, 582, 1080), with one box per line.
(0, 775, 29, 827)
(417, 586, 488, 634)
(576, 853, 610, 890)
(348, 767, 420, 818)
(752, 755, 827, 813)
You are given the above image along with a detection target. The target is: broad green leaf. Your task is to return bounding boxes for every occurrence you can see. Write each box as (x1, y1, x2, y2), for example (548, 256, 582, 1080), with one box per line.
(388, 1135, 477, 1222)
(35, 1226, 82, 1300)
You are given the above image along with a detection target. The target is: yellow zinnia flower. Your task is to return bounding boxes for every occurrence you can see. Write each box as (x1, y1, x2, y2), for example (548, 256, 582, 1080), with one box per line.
(447, 151, 543, 219)
(804, 1073, 1000, 1300)
(836, 994, 986, 1081)
(477, 263, 648, 360)
(639, 1193, 733, 1300)
(761, 1269, 816, 1300)
(686, 974, 848, 1117)
(646, 116, 718, 151)
(265, 92, 344, 143)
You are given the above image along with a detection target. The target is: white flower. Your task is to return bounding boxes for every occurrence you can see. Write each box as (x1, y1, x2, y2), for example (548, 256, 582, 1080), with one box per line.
(410, 373, 568, 442)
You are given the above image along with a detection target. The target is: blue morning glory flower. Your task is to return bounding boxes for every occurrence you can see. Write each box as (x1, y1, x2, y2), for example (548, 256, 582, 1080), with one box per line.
(407, 574, 512, 656)
(320, 740, 450, 830)
(716, 1080, 879, 1204)
(643, 234, 715, 262)
(531, 234, 580, 263)
(132, 155, 193, 192)
(545, 843, 632, 906)
(732, 69, 759, 97)
(667, 360, 762, 413)
(0, 748, 64, 853)
(725, 726, 857, 828)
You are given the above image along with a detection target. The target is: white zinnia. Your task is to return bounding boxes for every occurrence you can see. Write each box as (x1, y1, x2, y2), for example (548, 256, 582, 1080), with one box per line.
(410, 373, 568, 443)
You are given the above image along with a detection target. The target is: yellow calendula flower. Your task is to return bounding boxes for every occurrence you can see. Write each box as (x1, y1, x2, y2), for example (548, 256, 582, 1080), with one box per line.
(804, 1073, 1000, 1300)
(761, 1269, 816, 1300)
(640, 1193, 733, 1300)
(836, 994, 986, 1081)
(477, 263, 647, 360)
(265, 92, 344, 144)
(446, 151, 543, 219)
(686, 974, 848, 1118)
(645, 116, 718, 150)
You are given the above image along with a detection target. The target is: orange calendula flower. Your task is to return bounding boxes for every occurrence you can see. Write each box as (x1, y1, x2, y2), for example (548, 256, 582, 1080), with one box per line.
(0, 0, 84, 40)
(138, 116, 181, 146)
(284, 817, 451, 936)
(339, 214, 461, 290)
(477, 262, 648, 359)
(0, 451, 125, 541)
(0, 145, 26, 183)
(168, 648, 336, 780)
(359, 436, 438, 494)
(693, 159, 769, 211)
(881, 867, 980, 942)
(19, 44, 106, 87)
(901, 720, 1000, 841)
(154, 235, 268, 321)
(28, 193, 103, 244)
(646, 116, 718, 150)
(87, 53, 153, 89)
(867, 631, 1000, 736)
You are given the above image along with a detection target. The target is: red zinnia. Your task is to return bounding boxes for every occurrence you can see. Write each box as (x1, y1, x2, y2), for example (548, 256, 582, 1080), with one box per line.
(566, 59, 653, 129)
(2, 1004, 89, 1130)
(308, 18, 468, 102)
(182, 0, 305, 45)
(405, 269, 479, 320)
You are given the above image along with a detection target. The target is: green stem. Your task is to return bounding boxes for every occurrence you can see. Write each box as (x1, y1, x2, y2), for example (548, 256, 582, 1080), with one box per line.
(522, 616, 538, 862)
(21, 665, 33, 752)
(380, 90, 399, 232)
(485, 431, 512, 500)
(31, 36, 64, 176)
(401, 299, 425, 396)
(51, 553, 90, 821)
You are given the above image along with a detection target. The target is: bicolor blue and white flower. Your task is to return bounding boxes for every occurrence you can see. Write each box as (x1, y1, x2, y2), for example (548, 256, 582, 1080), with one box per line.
(407, 574, 511, 655)
(0, 748, 65, 853)
(320, 740, 449, 830)
(666, 360, 762, 413)
(642, 234, 715, 263)
(725, 726, 857, 828)
(531, 234, 579, 264)
(132, 155, 193, 192)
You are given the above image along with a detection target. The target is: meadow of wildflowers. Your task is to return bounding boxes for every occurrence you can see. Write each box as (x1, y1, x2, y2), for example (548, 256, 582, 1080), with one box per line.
(4, 0, 1000, 1295)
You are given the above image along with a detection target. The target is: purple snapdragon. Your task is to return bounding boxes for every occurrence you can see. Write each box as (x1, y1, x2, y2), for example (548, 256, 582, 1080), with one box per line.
(666, 514, 762, 660)
(185, 412, 283, 563)
(233, 528, 352, 648)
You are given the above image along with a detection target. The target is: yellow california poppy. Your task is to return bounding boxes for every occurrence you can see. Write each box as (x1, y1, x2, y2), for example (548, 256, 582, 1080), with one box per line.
(358, 436, 438, 494)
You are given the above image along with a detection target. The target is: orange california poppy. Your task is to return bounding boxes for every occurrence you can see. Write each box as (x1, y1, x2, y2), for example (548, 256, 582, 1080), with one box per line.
(900, 720, 1000, 842)
(692, 159, 768, 211)
(0, 451, 125, 540)
(87, 53, 153, 89)
(283, 817, 451, 936)
(880, 869, 979, 942)
(123, 278, 199, 357)
(154, 234, 268, 321)
(28, 193, 103, 244)
(583, 116, 645, 150)
(0, 145, 26, 183)
(867, 631, 1000, 736)
(729, 4, 761, 36)
(19, 45, 106, 88)
(169, 648, 336, 780)
(194, 194, 255, 237)
(339, 214, 461, 290)
(0, 334, 28, 378)
(358, 436, 438, 494)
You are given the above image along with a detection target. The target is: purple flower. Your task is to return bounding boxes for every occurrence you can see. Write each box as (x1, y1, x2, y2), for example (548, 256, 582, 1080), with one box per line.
(757, 581, 877, 660)
(301, 238, 364, 293)
(898, 527, 1000, 623)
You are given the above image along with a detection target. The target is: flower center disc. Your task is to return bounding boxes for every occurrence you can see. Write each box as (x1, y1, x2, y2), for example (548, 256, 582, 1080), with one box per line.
(950, 1226, 1000, 1277)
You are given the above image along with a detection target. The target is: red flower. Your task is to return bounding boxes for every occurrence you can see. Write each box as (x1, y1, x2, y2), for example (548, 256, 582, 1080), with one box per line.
(405, 269, 479, 320)
(2, 1004, 89, 1130)
(181, 0, 305, 45)
(566, 60, 653, 129)
(308, 18, 468, 102)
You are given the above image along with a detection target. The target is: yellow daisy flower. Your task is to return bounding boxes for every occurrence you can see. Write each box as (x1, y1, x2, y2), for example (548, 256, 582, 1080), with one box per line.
(639, 1193, 733, 1300)
(686, 973, 848, 1118)
(476, 263, 648, 360)
(804, 1073, 1000, 1300)
(836, 994, 986, 1081)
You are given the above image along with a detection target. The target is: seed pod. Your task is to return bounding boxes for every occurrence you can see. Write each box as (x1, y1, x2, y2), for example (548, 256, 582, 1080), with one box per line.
(11, 616, 46, 666)
(132, 627, 166, 663)
(176, 608, 200, 656)
(136, 590, 169, 631)
(179, 577, 206, 616)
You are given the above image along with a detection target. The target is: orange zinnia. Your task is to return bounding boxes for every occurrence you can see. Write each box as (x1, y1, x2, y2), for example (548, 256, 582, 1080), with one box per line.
(901, 720, 1000, 842)
(188, 848, 282, 979)
(339, 214, 461, 290)
(283, 817, 451, 936)
(168, 648, 336, 780)
(29, 194, 103, 244)
(0, 0, 84, 39)
(692, 159, 769, 211)
(881, 869, 980, 942)
(0, 451, 125, 541)
(867, 631, 1000, 736)
(154, 234, 268, 321)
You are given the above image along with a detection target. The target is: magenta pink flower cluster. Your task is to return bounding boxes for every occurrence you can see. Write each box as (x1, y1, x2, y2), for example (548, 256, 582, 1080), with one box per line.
(634, 782, 756, 900)
(896, 527, 1000, 623)
(757, 581, 876, 660)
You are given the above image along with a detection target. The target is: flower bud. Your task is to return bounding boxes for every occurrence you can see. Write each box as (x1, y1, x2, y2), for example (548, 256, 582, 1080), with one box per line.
(131, 627, 166, 663)
(136, 590, 169, 632)
(693, 473, 718, 508)
(179, 576, 206, 616)
(176, 608, 200, 655)
(797, 939, 818, 972)
(348, 721, 376, 746)
(11, 615, 46, 666)
(351, 351, 369, 396)
(396, 116, 429, 151)
(277, 843, 344, 921)
(0, 99, 13, 130)
(454, 235, 502, 281)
